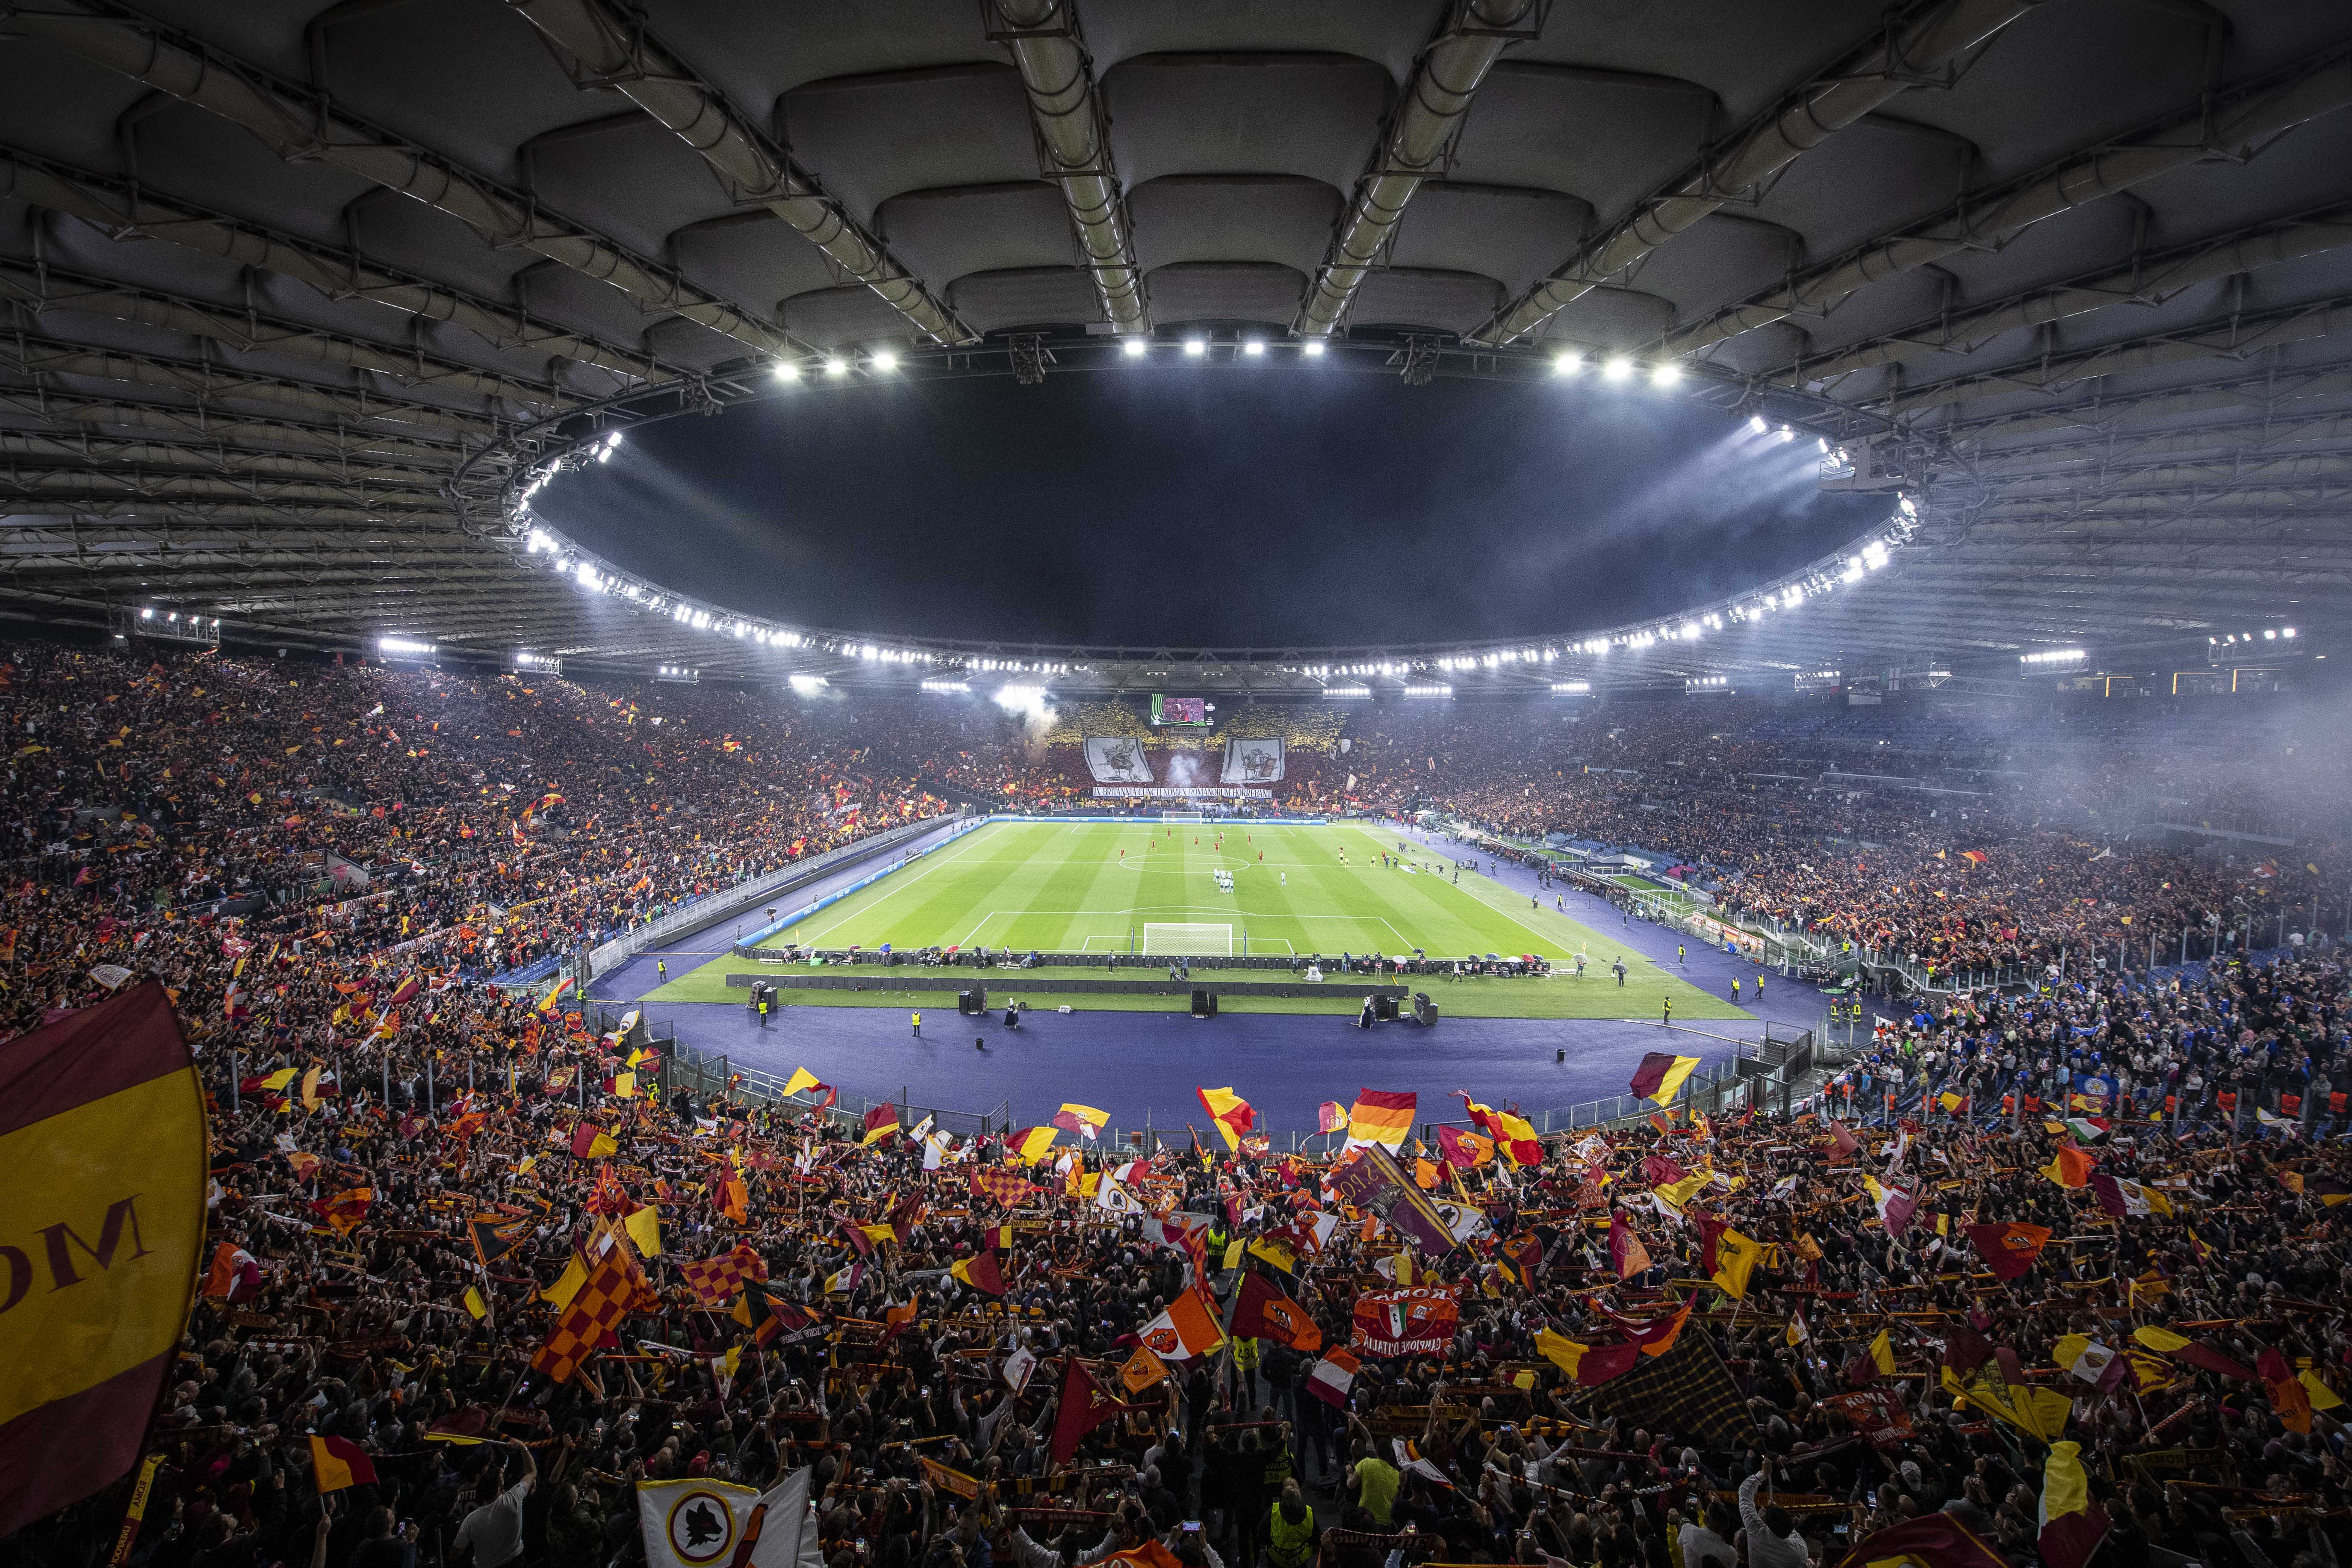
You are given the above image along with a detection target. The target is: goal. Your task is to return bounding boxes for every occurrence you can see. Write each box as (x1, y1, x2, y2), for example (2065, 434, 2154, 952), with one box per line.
(1160, 811, 1206, 822)
(1142, 922, 1233, 956)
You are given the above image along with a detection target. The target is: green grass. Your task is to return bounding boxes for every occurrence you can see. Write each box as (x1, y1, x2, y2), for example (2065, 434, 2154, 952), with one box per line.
(642, 822, 1749, 1021)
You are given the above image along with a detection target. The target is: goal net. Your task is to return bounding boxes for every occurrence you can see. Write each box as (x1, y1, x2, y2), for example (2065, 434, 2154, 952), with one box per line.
(1142, 922, 1233, 956)
(1160, 811, 1206, 822)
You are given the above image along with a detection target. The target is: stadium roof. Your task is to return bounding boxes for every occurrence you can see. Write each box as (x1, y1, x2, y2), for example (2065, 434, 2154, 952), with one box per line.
(0, 0, 2346, 692)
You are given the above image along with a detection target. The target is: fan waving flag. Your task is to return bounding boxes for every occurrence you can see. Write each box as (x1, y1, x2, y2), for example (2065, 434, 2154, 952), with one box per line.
(951, 1252, 1008, 1296)
(1054, 1104, 1110, 1140)
(572, 1122, 619, 1160)
(1344, 1089, 1416, 1151)
(1629, 1053, 1701, 1104)
(1317, 1101, 1350, 1135)
(1137, 1288, 1225, 1361)
(1233, 1271, 1322, 1352)
(309, 1434, 378, 1494)
(1304, 1347, 1360, 1407)
(861, 1106, 900, 1146)
(1196, 1087, 1255, 1151)
(1049, 1358, 1138, 1465)
(0, 983, 209, 1539)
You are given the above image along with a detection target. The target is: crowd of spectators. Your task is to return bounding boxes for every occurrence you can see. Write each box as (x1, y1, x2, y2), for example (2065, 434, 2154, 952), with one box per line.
(6, 634, 2352, 1568)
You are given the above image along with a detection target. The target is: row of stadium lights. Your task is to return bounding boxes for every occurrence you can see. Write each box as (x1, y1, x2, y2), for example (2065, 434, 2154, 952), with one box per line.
(506, 388, 1915, 681)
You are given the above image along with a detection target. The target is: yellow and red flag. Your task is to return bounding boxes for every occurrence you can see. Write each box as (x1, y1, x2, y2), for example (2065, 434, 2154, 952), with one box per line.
(0, 984, 207, 1538)
(1196, 1086, 1254, 1152)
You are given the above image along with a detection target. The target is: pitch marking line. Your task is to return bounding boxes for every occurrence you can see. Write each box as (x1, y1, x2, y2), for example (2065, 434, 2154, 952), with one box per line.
(791, 823, 1006, 945)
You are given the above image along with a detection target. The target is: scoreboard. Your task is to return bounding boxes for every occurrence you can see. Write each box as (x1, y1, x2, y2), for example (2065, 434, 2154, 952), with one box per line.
(1150, 695, 1213, 726)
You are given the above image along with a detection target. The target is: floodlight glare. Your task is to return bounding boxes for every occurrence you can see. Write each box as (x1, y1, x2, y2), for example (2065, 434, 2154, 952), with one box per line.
(1748, 414, 1768, 434)
(1302, 340, 1325, 357)
(871, 350, 898, 372)
(774, 360, 799, 381)
(1650, 362, 1681, 387)
(1121, 337, 1147, 358)
(1183, 338, 1206, 357)
(1552, 352, 1581, 376)
(1602, 356, 1633, 381)
(824, 357, 848, 376)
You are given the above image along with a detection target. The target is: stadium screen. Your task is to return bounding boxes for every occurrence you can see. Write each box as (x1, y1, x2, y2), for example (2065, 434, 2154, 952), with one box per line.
(1151, 695, 1212, 726)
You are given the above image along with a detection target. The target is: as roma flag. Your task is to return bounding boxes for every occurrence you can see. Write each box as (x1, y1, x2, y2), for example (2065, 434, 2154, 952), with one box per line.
(1233, 1270, 1323, 1353)
(1962, 1222, 2052, 1282)
(0, 982, 208, 1538)
(1049, 1357, 1137, 1465)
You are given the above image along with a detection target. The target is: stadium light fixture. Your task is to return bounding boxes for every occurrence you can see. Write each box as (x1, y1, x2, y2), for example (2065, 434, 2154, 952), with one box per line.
(1551, 681, 1591, 694)
(920, 679, 971, 693)
(1321, 685, 1371, 698)
(140, 606, 153, 620)
(789, 675, 828, 695)
(1243, 339, 1265, 357)
(2020, 649, 2086, 665)
(1602, 356, 1633, 382)
(1552, 352, 1582, 375)
(1122, 337, 1147, 358)
(824, 357, 849, 376)
(1651, 362, 1682, 387)
(774, 360, 799, 381)
(2284, 627, 2297, 638)
(1183, 338, 1206, 357)
(1747, 414, 1767, 434)
(871, 350, 898, 372)
(1302, 340, 1325, 357)
(379, 636, 434, 659)
(1403, 684, 1452, 698)
(995, 684, 1050, 716)
(1862, 540, 1889, 569)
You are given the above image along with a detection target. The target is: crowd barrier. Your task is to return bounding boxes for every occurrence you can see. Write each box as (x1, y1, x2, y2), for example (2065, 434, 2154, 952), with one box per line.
(724, 971, 1409, 1002)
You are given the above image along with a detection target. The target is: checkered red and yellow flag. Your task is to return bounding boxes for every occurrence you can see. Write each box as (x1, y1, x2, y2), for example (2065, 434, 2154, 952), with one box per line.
(679, 1243, 770, 1308)
(970, 1168, 1030, 1208)
(530, 1242, 636, 1384)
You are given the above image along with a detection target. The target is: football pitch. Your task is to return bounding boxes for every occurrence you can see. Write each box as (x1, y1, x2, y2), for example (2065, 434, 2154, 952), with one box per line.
(646, 821, 1750, 1021)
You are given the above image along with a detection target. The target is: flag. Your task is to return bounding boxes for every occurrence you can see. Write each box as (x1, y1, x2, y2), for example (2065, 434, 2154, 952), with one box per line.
(1317, 1101, 1350, 1134)
(623, 1204, 663, 1260)
(1581, 1332, 1754, 1447)
(463, 1286, 489, 1321)
(1344, 1089, 1415, 1151)
(469, 1214, 529, 1268)
(1435, 1124, 1491, 1168)
(2088, 1172, 2171, 1217)
(1054, 1104, 1109, 1140)
(1009, 1126, 1058, 1164)
(1304, 1347, 1359, 1407)
(861, 1107, 900, 1146)
(1608, 1215, 1651, 1280)
(314, 1187, 374, 1237)
(734, 1285, 821, 1348)
(681, 1245, 769, 1309)
(1964, 1222, 2051, 1281)
(1862, 1175, 1916, 1236)
(637, 1470, 820, 1568)
(309, 1434, 378, 1493)
(1196, 1086, 1255, 1151)
(2259, 1347, 2315, 1433)
(1629, 1052, 1700, 1104)
(1351, 1287, 1460, 1356)
(1233, 1271, 1322, 1352)
(2037, 1440, 2110, 1568)
(1049, 1357, 1136, 1465)
(2040, 1143, 2095, 1188)
(950, 1253, 1007, 1296)
(202, 1242, 259, 1301)
(2051, 1335, 2128, 1394)
(1136, 1288, 1224, 1361)
(1838, 1512, 2012, 1568)
(531, 1234, 637, 1383)
(573, 1123, 619, 1160)
(2132, 1326, 2255, 1381)
(781, 1067, 824, 1098)
(1118, 1344, 1169, 1396)
(1535, 1329, 1643, 1387)
(1458, 1094, 1543, 1165)
(542, 1252, 588, 1311)
(1827, 1120, 1862, 1163)
(1711, 1228, 1764, 1299)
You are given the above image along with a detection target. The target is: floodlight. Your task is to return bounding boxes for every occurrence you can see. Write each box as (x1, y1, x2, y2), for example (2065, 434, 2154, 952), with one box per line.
(1183, 338, 1206, 357)
(774, 360, 799, 381)
(1552, 352, 1581, 375)
(1122, 337, 1147, 358)
(871, 350, 898, 372)
(1242, 339, 1265, 356)
(824, 357, 848, 376)
(1302, 340, 1325, 357)
(1602, 356, 1632, 381)
(1650, 362, 1681, 387)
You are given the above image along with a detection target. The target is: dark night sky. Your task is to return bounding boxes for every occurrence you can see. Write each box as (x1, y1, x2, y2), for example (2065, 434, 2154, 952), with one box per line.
(537, 366, 1889, 647)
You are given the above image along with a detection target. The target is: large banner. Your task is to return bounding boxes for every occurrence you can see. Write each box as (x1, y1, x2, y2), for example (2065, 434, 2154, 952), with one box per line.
(0, 982, 207, 1538)
(1091, 786, 1271, 800)
(1221, 738, 1284, 785)
(1083, 738, 1154, 784)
